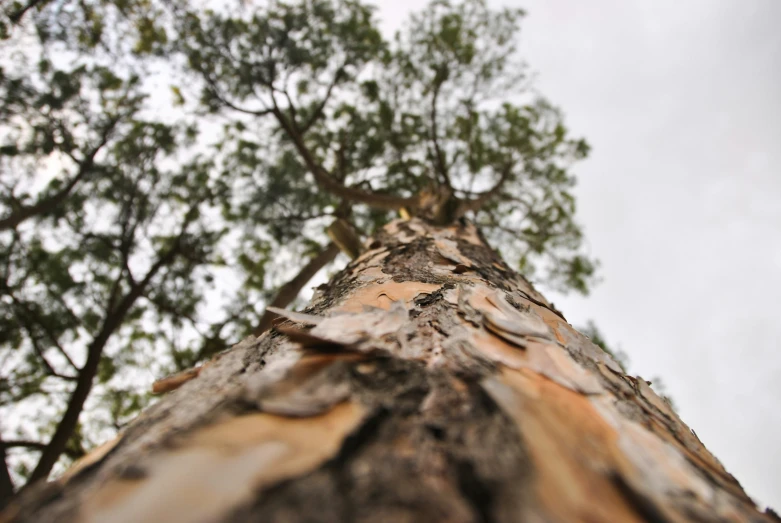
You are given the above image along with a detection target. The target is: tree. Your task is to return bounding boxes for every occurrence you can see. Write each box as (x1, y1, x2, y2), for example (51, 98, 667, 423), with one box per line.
(3, 0, 772, 519)
(1, 0, 600, 497)
(180, 0, 596, 292)
(4, 217, 777, 521)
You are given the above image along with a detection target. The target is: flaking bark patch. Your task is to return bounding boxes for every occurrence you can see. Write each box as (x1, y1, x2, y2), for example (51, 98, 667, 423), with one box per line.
(383, 239, 457, 285)
(230, 360, 532, 523)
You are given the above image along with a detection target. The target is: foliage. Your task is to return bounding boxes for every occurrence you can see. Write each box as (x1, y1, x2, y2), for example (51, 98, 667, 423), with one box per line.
(181, 0, 595, 290)
(0, 0, 597, 495)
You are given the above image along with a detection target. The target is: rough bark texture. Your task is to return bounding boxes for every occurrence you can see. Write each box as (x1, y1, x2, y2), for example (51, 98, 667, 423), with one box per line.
(3, 219, 776, 523)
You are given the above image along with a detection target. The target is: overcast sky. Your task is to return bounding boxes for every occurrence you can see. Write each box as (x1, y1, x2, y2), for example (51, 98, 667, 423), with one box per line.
(373, 0, 781, 510)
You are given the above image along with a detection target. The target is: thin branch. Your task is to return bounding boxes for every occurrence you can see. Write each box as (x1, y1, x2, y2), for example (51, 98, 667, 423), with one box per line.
(253, 241, 341, 336)
(449, 149, 463, 173)
(203, 74, 274, 117)
(298, 70, 341, 135)
(0, 231, 19, 284)
(7, 293, 77, 379)
(272, 108, 416, 211)
(26, 212, 194, 485)
(35, 292, 80, 372)
(281, 89, 299, 131)
(203, 62, 411, 210)
(7, 0, 49, 24)
(0, 436, 14, 510)
(12, 241, 81, 373)
(191, 312, 241, 364)
(22, 324, 77, 381)
(429, 79, 451, 187)
(459, 161, 514, 214)
(0, 115, 119, 231)
(104, 204, 138, 314)
(2, 440, 47, 452)
(147, 294, 203, 337)
(2, 439, 82, 459)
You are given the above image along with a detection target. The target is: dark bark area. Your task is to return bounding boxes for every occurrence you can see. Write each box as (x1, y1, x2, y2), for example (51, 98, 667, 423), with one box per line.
(229, 360, 531, 523)
(2, 219, 775, 523)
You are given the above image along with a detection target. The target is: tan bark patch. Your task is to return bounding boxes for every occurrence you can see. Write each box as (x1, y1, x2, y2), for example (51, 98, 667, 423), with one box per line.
(472, 329, 601, 394)
(351, 248, 389, 270)
(635, 406, 749, 502)
(335, 281, 441, 313)
(433, 238, 472, 267)
(384, 219, 427, 243)
(445, 221, 483, 246)
(79, 402, 366, 523)
(522, 300, 569, 344)
(151, 367, 202, 394)
(484, 368, 650, 523)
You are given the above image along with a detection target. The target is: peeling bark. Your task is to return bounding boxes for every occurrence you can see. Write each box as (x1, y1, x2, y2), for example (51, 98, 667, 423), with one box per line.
(253, 241, 341, 336)
(3, 219, 775, 523)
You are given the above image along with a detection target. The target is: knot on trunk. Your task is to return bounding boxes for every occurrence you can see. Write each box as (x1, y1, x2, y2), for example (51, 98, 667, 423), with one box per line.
(406, 185, 464, 225)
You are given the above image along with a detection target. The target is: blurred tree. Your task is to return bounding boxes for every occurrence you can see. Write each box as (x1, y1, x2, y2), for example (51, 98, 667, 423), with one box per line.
(1, 1, 768, 521)
(0, 0, 597, 504)
(181, 0, 595, 292)
(0, 0, 240, 500)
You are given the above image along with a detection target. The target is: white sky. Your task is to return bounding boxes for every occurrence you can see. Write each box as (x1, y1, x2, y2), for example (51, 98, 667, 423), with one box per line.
(371, 0, 781, 510)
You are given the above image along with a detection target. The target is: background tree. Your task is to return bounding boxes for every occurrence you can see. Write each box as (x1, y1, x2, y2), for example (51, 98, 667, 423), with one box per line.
(0, 0, 599, 504)
(0, 0, 242, 497)
(182, 0, 595, 292)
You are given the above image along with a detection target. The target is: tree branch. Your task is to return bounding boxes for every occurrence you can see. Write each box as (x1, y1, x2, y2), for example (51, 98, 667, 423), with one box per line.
(7, 293, 77, 379)
(203, 74, 274, 117)
(459, 162, 514, 214)
(272, 108, 416, 211)
(104, 198, 139, 314)
(23, 325, 77, 381)
(0, 116, 118, 231)
(0, 436, 14, 510)
(7, 0, 49, 24)
(3, 439, 82, 459)
(26, 219, 192, 485)
(281, 89, 299, 132)
(253, 241, 341, 336)
(204, 65, 412, 211)
(298, 71, 341, 135)
(429, 79, 451, 187)
(34, 295, 80, 372)
(2, 440, 47, 453)
(188, 312, 243, 365)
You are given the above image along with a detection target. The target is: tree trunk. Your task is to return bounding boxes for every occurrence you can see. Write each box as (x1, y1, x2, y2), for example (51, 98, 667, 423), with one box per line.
(3, 219, 775, 522)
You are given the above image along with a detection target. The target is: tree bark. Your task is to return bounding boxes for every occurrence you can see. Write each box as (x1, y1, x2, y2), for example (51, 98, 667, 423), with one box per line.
(3, 219, 776, 522)
(253, 241, 341, 336)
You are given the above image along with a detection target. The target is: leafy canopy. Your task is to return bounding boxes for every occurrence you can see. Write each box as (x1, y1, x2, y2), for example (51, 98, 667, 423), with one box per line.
(183, 0, 595, 291)
(0, 0, 596, 496)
